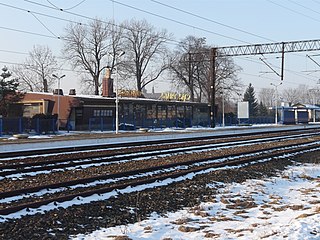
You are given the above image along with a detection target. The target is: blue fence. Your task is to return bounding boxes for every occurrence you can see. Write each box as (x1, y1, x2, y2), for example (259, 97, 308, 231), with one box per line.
(87, 117, 205, 131)
(215, 116, 275, 127)
(88, 116, 275, 131)
(0, 116, 277, 135)
(0, 117, 57, 136)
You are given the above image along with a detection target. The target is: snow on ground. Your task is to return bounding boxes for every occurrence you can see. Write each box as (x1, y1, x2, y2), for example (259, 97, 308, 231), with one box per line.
(72, 163, 320, 240)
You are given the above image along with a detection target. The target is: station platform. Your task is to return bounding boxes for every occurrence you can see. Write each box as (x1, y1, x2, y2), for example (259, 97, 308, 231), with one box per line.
(0, 124, 319, 153)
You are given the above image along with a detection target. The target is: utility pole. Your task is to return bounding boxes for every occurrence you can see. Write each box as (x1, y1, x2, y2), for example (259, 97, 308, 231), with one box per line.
(190, 39, 320, 128)
(209, 48, 217, 128)
(281, 42, 285, 80)
(188, 52, 194, 102)
(271, 82, 282, 125)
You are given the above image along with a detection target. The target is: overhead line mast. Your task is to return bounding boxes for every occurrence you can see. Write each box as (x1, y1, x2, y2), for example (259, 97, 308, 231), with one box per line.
(209, 39, 320, 128)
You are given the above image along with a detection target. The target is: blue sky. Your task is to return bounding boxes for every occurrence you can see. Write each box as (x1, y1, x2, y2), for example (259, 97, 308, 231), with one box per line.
(1, 0, 320, 95)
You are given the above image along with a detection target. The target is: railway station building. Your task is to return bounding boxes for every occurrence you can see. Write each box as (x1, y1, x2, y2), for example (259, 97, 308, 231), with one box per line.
(15, 90, 209, 131)
(11, 70, 209, 131)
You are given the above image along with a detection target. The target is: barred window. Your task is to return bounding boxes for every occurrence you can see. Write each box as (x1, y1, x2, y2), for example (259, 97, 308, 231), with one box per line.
(93, 109, 113, 117)
(93, 110, 100, 117)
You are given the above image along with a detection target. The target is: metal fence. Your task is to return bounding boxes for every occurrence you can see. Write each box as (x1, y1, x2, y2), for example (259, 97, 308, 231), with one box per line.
(0, 117, 58, 136)
(88, 117, 210, 131)
(0, 116, 277, 135)
(215, 116, 275, 126)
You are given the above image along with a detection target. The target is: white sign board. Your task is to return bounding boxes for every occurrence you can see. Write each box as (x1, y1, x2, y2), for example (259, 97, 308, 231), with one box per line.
(237, 101, 249, 118)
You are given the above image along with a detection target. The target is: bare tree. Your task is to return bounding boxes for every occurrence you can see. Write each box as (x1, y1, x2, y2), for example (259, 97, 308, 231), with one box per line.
(14, 45, 58, 92)
(281, 87, 299, 105)
(281, 85, 312, 105)
(258, 87, 274, 108)
(169, 36, 242, 102)
(169, 36, 207, 101)
(121, 19, 173, 92)
(63, 18, 123, 95)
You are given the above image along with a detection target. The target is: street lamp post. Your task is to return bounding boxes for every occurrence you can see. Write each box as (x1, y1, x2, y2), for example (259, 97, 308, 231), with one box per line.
(52, 74, 66, 131)
(271, 82, 282, 125)
(309, 88, 319, 123)
(114, 51, 125, 134)
(220, 90, 225, 127)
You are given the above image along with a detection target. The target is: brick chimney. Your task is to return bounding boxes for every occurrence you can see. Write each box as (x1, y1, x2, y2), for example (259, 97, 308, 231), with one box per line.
(102, 68, 114, 97)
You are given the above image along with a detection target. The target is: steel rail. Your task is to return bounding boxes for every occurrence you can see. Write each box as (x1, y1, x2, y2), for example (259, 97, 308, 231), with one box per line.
(1, 140, 319, 216)
(1, 130, 319, 177)
(1, 127, 319, 159)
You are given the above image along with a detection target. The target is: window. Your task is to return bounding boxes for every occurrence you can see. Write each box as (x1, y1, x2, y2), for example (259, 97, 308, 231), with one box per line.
(76, 109, 83, 117)
(93, 110, 100, 117)
(93, 109, 113, 117)
(106, 110, 113, 116)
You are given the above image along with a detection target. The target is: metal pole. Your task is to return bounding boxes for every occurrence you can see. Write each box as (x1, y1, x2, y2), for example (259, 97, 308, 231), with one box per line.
(281, 42, 285, 80)
(222, 92, 225, 127)
(314, 94, 316, 123)
(58, 78, 60, 130)
(209, 48, 216, 128)
(115, 67, 119, 134)
(271, 82, 282, 125)
(275, 90, 278, 125)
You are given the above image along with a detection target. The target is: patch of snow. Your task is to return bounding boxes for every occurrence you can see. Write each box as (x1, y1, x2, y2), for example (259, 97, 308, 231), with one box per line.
(71, 163, 320, 240)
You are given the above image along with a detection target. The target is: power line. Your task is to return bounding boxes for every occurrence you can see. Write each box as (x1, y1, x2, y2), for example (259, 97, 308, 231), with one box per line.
(287, 0, 320, 16)
(46, 0, 87, 11)
(111, 0, 252, 44)
(150, 0, 275, 42)
(29, 11, 60, 38)
(4, 0, 320, 91)
(0, 2, 87, 26)
(0, 2, 86, 39)
(23, 0, 181, 45)
(24, 0, 94, 21)
(267, 0, 320, 23)
(0, 49, 67, 61)
(0, 59, 88, 74)
(0, 49, 28, 55)
(238, 55, 319, 85)
(26, 0, 252, 45)
(0, 25, 60, 39)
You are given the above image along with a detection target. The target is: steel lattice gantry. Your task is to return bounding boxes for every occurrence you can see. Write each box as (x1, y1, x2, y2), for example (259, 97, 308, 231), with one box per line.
(217, 39, 320, 57)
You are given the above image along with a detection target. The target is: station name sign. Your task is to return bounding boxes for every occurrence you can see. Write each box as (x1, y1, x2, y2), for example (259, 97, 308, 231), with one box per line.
(160, 92, 190, 101)
(118, 90, 143, 98)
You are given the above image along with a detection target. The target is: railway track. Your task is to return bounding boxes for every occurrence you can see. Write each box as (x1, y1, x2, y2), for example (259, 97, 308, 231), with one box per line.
(1, 128, 319, 175)
(1, 128, 320, 219)
(0, 126, 319, 158)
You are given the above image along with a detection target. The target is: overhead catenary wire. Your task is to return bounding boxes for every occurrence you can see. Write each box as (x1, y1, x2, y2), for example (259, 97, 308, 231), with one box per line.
(150, 0, 276, 43)
(0, 0, 318, 92)
(46, 0, 87, 11)
(27, 0, 252, 44)
(22, 0, 181, 45)
(29, 11, 60, 38)
(267, 0, 320, 23)
(0, 3, 88, 26)
(1, 1, 178, 47)
(0, 49, 28, 55)
(237, 55, 320, 85)
(0, 25, 59, 39)
(0, 59, 88, 74)
(286, 0, 320, 16)
(110, 0, 252, 44)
